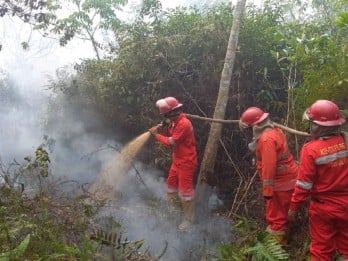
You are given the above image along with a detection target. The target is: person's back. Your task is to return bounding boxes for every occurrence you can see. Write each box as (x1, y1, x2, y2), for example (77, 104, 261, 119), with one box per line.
(295, 134, 348, 205)
(256, 128, 298, 191)
(288, 99, 348, 260)
(239, 106, 297, 246)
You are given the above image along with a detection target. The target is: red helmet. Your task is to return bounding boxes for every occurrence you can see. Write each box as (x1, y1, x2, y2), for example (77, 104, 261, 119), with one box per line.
(303, 99, 345, 126)
(156, 97, 183, 114)
(240, 107, 269, 128)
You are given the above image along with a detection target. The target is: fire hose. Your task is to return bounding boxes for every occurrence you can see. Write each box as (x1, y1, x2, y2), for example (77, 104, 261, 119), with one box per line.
(185, 113, 311, 137)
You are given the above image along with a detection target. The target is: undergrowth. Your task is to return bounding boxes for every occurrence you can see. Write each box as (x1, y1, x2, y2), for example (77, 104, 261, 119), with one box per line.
(0, 144, 315, 260)
(211, 165, 312, 261)
(0, 146, 152, 260)
(216, 217, 290, 261)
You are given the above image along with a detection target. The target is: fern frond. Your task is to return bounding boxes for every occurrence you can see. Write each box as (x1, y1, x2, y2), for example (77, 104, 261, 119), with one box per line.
(245, 232, 290, 261)
(217, 243, 245, 260)
(0, 234, 30, 259)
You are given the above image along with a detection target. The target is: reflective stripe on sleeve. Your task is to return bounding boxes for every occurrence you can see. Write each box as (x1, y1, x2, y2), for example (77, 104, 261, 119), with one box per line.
(315, 150, 348, 165)
(263, 179, 274, 186)
(296, 180, 313, 190)
(169, 137, 176, 146)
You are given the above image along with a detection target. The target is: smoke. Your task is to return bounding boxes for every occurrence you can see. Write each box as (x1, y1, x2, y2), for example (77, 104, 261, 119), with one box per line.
(98, 163, 233, 260)
(0, 65, 46, 164)
(0, 16, 97, 179)
(0, 12, 233, 261)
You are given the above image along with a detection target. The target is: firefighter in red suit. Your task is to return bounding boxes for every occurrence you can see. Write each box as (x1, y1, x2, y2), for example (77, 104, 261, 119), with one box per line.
(239, 107, 298, 246)
(288, 100, 348, 260)
(149, 97, 197, 230)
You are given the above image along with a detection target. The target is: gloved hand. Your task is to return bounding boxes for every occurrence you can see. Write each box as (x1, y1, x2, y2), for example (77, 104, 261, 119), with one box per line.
(149, 126, 159, 136)
(287, 210, 297, 223)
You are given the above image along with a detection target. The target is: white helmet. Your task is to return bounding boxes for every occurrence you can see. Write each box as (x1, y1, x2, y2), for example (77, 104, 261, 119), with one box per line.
(156, 97, 183, 114)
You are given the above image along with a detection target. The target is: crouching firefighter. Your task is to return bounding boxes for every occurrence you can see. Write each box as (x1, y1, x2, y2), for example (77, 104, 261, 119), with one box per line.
(288, 100, 348, 260)
(149, 97, 198, 231)
(239, 107, 299, 246)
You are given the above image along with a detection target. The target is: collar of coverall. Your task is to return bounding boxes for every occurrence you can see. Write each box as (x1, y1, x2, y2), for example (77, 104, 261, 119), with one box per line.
(168, 112, 184, 124)
(252, 117, 274, 140)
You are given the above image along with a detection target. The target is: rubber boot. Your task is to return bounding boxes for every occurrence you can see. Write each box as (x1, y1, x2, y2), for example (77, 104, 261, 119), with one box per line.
(280, 229, 290, 246)
(269, 233, 288, 247)
(166, 193, 181, 215)
(178, 200, 195, 231)
(279, 234, 288, 246)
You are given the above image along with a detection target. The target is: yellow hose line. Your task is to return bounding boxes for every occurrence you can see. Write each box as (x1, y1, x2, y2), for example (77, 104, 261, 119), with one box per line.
(185, 113, 310, 137)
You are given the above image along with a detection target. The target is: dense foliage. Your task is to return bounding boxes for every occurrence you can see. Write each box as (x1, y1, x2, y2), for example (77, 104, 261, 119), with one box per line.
(47, 0, 347, 195)
(0, 147, 152, 259)
(45, 0, 347, 258)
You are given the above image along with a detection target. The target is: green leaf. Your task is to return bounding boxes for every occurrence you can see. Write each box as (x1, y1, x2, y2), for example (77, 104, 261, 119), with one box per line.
(0, 234, 30, 260)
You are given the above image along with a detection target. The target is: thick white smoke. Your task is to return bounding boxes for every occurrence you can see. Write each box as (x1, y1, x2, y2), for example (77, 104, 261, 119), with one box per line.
(0, 16, 96, 178)
(0, 7, 233, 260)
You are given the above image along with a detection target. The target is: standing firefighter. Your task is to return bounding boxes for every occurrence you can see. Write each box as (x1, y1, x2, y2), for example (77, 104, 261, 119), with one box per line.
(239, 107, 298, 246)
(149, 97, 198, 231)
(288, 100, 348, 260)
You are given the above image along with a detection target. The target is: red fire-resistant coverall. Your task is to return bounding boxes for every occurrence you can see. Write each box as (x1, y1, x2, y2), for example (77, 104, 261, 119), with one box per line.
(154, 113, 197, 201)
(255, 128, 298, 235)
(289, 134, 348, 260)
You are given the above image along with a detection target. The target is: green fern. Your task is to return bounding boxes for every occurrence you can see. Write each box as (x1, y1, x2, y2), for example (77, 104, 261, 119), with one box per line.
(245, 232, 290, 261)
(217, 229, 290, 261)
(89, 228, 146, 258)
(217, 243, 245, 260)
(0, 234, 30, 260)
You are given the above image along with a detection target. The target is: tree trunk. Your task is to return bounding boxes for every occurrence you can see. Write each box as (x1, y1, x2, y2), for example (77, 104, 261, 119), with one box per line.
(196, 0, 247, 206)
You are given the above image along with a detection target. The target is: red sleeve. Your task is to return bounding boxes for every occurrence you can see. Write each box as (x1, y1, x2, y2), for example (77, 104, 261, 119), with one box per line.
(289, 145, 316, 211)
(289, 186, 308, 212)
(259, 137, 277, 197)
(154, 119, 189, 147)
(155, 134, 171, 146)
